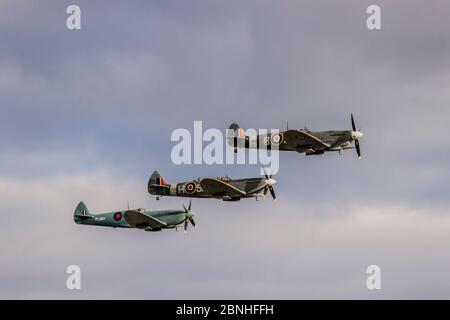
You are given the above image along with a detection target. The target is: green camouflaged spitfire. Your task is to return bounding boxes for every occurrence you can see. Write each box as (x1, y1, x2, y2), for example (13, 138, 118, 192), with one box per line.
(73, 200, 196, 232)
(228, 114, 364, 159)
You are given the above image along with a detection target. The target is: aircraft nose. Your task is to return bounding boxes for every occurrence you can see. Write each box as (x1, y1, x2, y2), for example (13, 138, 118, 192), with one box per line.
(352, 131, 363, 139)
(187, 211, 195, 217)
(267, 178, 276, 186)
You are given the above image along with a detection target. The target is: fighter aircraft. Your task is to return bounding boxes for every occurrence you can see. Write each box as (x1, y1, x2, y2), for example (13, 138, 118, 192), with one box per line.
(148, 170, 277, 201)
(73, 200, 196, 232)
(227, 114, 364, 159)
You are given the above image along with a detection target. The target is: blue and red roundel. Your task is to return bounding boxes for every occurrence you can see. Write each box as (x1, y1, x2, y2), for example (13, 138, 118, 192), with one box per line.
(113, 212, 122, 221)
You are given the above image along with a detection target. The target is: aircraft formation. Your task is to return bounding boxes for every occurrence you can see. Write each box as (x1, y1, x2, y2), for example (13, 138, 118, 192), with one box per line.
(74, 114, 363, 233)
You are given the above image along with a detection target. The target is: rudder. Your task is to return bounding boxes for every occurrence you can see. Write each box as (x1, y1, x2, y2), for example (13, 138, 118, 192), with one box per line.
(74, 201, 90, 216)
(227, 123, 245, 151)
(148, 171, 167, 194)
(74, 201, 91, 223)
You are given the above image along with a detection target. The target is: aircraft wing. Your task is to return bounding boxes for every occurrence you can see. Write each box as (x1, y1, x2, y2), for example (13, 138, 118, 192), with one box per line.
(124, 210, 167, 229)
(246, 184, 267, 196)
(284, 130, 330, 150)
(200, 178, 246, 198)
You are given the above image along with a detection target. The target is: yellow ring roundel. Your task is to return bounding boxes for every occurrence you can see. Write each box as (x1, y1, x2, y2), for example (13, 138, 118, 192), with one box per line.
(271, 132, 284, 145)
(184, 182, 197, 194)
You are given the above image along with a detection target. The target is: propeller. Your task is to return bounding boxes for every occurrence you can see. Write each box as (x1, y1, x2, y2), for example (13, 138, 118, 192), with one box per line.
(262, 168, 277, 201)
(351, 113, 363, 159)
(182, 200, 196, 231)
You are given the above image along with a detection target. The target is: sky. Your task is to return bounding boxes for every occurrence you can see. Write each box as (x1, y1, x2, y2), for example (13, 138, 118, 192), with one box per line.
(1, 0, 450, 299)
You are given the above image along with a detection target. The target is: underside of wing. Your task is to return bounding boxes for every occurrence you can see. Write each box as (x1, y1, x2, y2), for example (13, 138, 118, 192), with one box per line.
(124, 210, 167, 229)
(283, 130, 330, 150)
(200, 178, 246, 198)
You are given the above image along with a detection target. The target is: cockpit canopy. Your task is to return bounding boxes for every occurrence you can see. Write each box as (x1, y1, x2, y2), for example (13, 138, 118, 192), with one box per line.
(217, 176, 231, 182)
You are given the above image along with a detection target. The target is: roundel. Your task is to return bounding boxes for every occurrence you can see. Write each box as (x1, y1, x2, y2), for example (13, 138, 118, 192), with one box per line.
(113, 212, 123, 221)
(271, 132, 284, 145)
(184, 182, 197, 194)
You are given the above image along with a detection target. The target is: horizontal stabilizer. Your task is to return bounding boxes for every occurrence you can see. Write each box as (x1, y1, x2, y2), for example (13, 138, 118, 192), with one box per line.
(149, 184, 170, 189)
(74, 214, 95, 220)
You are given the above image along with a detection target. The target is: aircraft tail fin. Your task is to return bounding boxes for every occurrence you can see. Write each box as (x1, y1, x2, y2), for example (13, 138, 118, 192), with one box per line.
(74, 201, 92, 223)
(148, 171, 169, 194)
(228, 123, 245, 138)
(227, 123, 246, 150)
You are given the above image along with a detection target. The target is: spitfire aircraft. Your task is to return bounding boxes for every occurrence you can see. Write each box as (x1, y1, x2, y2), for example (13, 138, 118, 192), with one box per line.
(148, 170, 277, 201)
(228, 114, 364, 159)
(73, 201, 196, 232)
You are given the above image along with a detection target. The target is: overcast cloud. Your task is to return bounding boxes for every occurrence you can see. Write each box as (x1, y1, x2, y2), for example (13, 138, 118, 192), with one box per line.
(1, 0, 450, 299)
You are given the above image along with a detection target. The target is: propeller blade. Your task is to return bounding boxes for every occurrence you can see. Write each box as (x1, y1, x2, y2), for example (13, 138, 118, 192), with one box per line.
(183, 204, 187, 213)
(263, 187, 268, 196)
(184, 219, 189, 231)
(262, 167, 270, 180)
(351, 113, 356, 131)
(355, 139, 361, 159)
(189, 217, 196, 228)
(188, 200, 192, 211)
(269, 186, 276, 201)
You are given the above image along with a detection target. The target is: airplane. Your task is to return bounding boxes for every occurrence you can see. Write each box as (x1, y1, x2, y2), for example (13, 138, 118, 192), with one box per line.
(227, 114, 364, 159)
(148, 170, 277, 201)
(73, 200, 196, 232)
